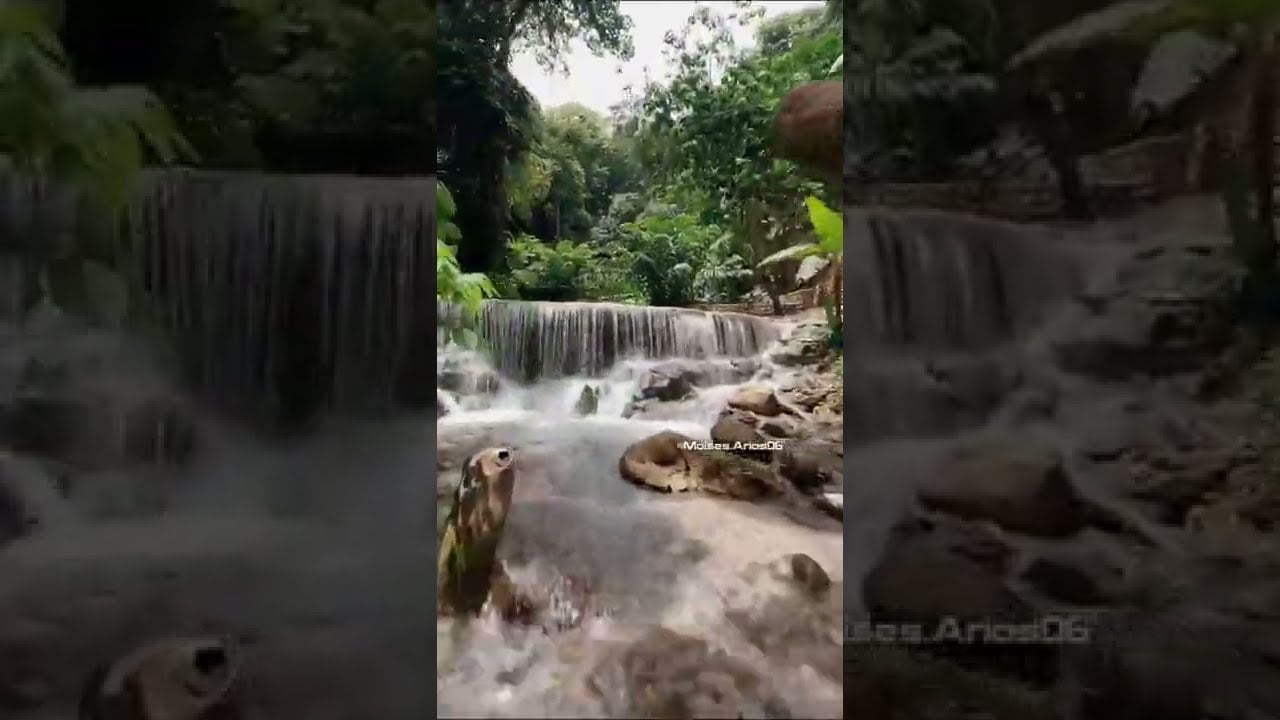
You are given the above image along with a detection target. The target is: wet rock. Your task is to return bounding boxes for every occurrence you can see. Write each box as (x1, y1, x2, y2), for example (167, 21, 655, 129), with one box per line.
(438, 448, 517, 617)
(788, 553, 831, 596)
(709, 412, 773, 463)
(775, 445, 841, 491)
(437, 366, 500, 397)
(636, 367, 693, 402)
(435, 389, 451, 419)
(863, 517, 1056, 681)
(1052, 242, 1239, 380)
(1018, 549, 1126, 606)
(574, 385, 599, 415)
(618, 432, 775, 500)
(758, 416, 796, 438)
(78, 636, 242, 720)
(727, 386, 783, 416)
(1056, 608, 1280, 720)
(864, 520, 1028, 626)
(920, 438, 1088, 537)
(1127, 448, 1240, 523)
(588, 626, 784, 719)
(769, 323, 830, 367)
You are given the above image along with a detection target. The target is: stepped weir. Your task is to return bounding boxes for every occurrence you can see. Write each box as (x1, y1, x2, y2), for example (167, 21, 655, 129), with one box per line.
(1, 170, 437, 424)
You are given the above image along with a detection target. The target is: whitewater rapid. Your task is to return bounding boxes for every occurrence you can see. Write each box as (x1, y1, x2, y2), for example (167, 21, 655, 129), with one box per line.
(435, 322, 845, 719)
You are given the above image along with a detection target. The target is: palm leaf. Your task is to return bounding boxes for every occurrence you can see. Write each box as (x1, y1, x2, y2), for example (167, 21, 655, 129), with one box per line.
(756, 242, 822, 268)
(1131, 29, 1236, 115)
(1009, 0, 1176, 68)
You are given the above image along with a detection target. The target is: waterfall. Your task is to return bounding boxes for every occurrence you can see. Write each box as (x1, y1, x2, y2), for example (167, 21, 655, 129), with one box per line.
(443, 300, 780, 382)
(844, 208, 1086, 351)
(839, 207, 1093, 444)
(1, 170, 437, 422)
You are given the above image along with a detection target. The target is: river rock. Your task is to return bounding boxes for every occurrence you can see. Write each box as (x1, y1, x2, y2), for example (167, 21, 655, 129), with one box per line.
(709, 412, 774, 464)
(1018, 548, 1127, 606)
(618, 432, 774, 500)
(1056, 605, 1280, 720)
(574, 385, 599, 415)
(776, 444, 842, 491)
(727, 386, 783, 416)
(862, 516, 1056, 681)
(437, 366, 500, 397)
(636, 367, 693, 402)
(769, 323, 830, 367)
(1052, 242, 1239, 380)
(920, 437, 1088, 537)
(587, 626, 786, 719)
(788, 553, 831, 597)
(0, 393, 196, 469)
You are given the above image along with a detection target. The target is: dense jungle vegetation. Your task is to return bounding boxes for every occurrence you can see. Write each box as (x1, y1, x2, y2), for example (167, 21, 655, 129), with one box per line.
(2, 0, 1276, 324)
(438, 0, 843, 313)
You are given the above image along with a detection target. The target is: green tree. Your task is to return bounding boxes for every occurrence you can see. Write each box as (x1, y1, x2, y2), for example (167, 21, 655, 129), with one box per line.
(437, 182, 496, 347)
(1012, 0, 1280, 269)
(438, 0, 632, 271)
(0, 2, 193, 324)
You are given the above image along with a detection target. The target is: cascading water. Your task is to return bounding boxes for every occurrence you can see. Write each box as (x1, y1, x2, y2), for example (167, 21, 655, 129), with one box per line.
(436, 301, 844, 718)
(839, 207, 1093, 444)
(1, 170, 438, 424)
(0, 171, 438, 717)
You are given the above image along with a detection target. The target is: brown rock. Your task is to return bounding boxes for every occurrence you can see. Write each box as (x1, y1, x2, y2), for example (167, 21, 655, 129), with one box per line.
(727, 386, 783, 417)
(1019, 550, 1125, 606)
(864, 528, 1028, 625)
(788, 553, 831, 596)
(776, 445, 841, 491)
(617, 432, 775, 500)
(920, 439, 1088, 537)
(588, 627, 785, 719)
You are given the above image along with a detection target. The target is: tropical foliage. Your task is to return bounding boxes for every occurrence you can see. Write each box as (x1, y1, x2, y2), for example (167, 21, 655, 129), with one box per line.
(437, 182, 496, 347)
(468, 1, 842, 309)
(0, 2, 193, 325)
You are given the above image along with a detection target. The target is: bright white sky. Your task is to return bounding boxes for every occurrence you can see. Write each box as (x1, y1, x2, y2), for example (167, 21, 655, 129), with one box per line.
(510, 1, 824, 118)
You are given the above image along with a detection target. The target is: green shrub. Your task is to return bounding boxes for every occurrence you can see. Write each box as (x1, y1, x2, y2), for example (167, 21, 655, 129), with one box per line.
(437, 182, 496, 346)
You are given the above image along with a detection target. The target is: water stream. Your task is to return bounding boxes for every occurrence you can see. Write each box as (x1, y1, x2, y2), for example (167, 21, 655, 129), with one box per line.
(436, 302, 845, 718)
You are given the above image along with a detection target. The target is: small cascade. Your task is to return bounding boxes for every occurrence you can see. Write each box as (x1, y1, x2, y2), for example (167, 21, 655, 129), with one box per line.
(844, 208, 1086, 351)
(448, 300, 780, 382)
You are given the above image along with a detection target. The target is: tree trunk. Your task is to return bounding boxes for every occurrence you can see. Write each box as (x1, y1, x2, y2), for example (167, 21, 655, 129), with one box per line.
(1248, 26, 1277, 270)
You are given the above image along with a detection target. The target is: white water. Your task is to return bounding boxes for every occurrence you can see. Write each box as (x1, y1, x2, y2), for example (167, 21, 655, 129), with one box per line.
(435, 325, 845, 718)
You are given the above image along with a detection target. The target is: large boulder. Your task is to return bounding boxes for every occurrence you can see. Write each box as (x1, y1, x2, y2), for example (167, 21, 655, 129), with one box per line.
(919, 437, 1089, 538)
(1052, 242, 1240, 380)
(727, 386, 783, 416)
(618, 431, 775, 500)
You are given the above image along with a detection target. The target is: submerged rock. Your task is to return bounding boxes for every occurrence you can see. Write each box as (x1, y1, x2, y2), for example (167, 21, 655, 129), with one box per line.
(636, 367, 694, 402)
(588, 627, 785, 719)
(78, 636, 241, 720)
(728, 386, 783, 417)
